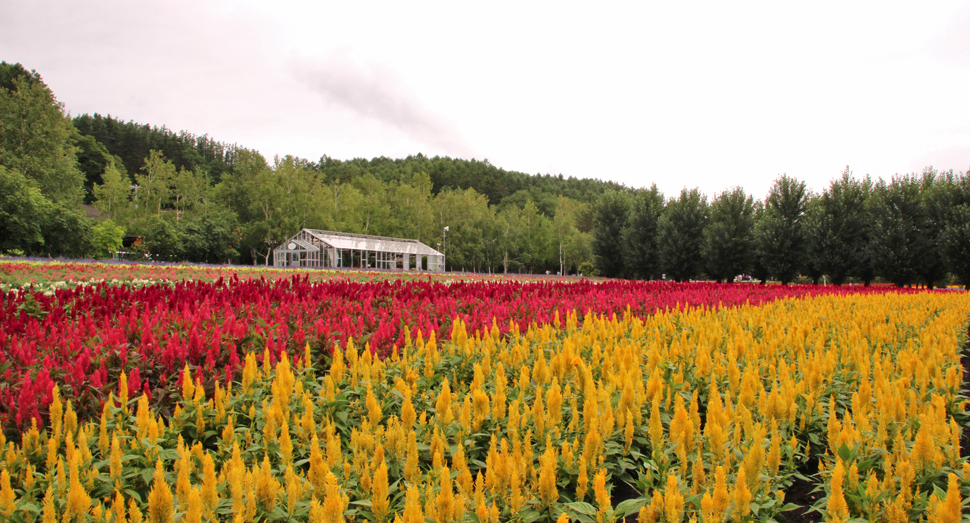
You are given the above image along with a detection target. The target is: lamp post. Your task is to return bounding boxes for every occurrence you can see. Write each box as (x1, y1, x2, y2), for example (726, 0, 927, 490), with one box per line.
(443, 226, 449, 272)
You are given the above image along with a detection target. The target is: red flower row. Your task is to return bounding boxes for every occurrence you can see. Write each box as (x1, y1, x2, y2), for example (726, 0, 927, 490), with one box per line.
(0, 275, 918, 432)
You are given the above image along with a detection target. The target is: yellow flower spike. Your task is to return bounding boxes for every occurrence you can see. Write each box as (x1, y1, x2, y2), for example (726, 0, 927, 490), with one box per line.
(402, 481, 423, 523)
(664, 474, 685, 523)
(65, 450, 91, 521)
(99, 402, 110, 456)
(185, 487, 202, 523)
(576, 459, 589, 501)
(280, 418, 294, 464)
(128, 498, 145, 523)
(181, 364, 194, 401)
(111, 489, 127, 523)
(0, 469, 15, 517)
(24, 462, 35, 491)
(146, 459, 174, 523)
(827, 458, 849, 521)
(437, 465, 455, 522)
(435, 379, 453, 425)
(593, 468, 610, 522)
(201, 453, 218, 515)
(538, 437, 559, 507)
(700, 490, 717, 523)
(41, 485, 56, 523)
(648, 396, 665, 457)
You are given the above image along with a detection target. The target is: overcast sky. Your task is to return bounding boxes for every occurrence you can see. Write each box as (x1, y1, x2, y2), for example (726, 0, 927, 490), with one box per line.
(3, 1, 970, 199)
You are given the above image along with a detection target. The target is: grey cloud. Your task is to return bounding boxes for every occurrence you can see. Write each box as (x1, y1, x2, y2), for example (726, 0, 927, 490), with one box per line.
(293, 57, 474, 158)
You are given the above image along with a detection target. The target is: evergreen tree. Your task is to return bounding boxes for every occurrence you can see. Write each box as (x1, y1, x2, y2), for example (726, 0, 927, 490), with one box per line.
(867, 175, 924, 287)
(803, 168, 871, 285)
(592, 190, 631, 277)
(621, 185, 664, 280)
(942, 204, 970, 289)
(703, 187, 755, 283)
(657, 187, 708, 282)
(755, 175, 807, 284)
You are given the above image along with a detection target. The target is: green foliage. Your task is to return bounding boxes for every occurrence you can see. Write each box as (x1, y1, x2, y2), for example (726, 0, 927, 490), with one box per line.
(621, 185, 664, 280)
(592, 191, 630, 278)
(0, 67, 86, 206)
(73, 131, 126, 203)
(703, 187, 755, 283)
(657, 188, 708, 282)
(941, 205, 970, 289)
(73, 112, 238, 183)
(93, 161, 133, 220)
(90, 218, 126, 259)
(755, 175, 807, 285)
(802, 168, 872, 285)
(0, 165, 47, 253)
(867, 175, 926, 288)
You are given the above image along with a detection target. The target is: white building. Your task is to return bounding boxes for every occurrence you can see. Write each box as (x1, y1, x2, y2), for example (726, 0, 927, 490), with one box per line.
(273, 229, 445, 272)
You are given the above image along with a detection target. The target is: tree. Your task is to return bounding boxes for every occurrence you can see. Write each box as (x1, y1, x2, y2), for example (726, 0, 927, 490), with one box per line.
(703, 187, 755, 282)
(867, 175, 924, 287)
(132, 215, 183, 261)
(134, 150, 176, 216)
(90, 219, 125, 259)
(180, 209, 239, 264)
(36, 205, 92, 258)
(553, 196, 588, 275)
(918, 168, 955, 288)
(755, 175, 808, 284)
(592, 191, 631, 278)
(0, 165, 48, 253)
(803, 168, 871, 285)
(657, 187, 708, 282)
(73, 132, 123, 203)
(92, 161, 132, 220)
(621, 185, 664, 280)
(0, 67, 85, 206)
(941, 204, 970, 289)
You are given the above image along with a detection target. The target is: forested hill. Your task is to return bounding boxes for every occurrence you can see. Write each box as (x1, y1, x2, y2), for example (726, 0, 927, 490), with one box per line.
(73, 113, 240, 185)
(73, 113, 625, 211)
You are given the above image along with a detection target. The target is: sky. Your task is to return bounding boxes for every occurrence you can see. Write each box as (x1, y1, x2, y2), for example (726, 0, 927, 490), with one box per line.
(3, 1, 970, 199)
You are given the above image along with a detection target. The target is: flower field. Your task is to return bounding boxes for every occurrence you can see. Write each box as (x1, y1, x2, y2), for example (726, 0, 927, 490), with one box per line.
(0, 267, 969, 522)
(0, 260, 444, 294)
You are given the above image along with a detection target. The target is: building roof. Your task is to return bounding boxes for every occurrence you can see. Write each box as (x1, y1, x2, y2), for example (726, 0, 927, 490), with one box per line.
(303, 229, 443, 256)
(275, 238, 319, 252)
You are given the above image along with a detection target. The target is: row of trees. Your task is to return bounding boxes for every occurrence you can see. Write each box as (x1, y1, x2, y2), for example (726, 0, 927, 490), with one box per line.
(592, 169, 970, 288)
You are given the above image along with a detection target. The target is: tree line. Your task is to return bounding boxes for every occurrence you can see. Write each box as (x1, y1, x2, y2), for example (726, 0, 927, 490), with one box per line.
(1, 61, 968, 286)
(592, 170, 970, 288)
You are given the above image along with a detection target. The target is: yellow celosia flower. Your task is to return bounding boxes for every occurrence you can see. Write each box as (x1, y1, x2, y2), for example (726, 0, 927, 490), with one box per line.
(146, 459, 174, 523)
(593, 469, 610, 522)
(827, 459, 849, 521)
(256, 453, 280, 512)
(65, 451, 91, 520)
(538, 440, 559, 507)
(664, 474, 685, 523)
(185, 486, 202, 523)
(0, 469, 15, 516)
(402, 482, 423, 523)
(41, 485, 56, 523)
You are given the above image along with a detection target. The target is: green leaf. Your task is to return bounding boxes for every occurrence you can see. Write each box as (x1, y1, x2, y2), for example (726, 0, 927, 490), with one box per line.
(564, 501, 598, 516)
(614, 497, 647, 516)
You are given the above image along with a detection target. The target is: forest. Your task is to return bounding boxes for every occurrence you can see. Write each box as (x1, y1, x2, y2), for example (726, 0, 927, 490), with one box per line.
(2, 61, 970, 287)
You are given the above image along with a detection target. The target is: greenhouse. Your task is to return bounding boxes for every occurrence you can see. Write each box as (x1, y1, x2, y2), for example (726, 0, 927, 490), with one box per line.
(273, 229, 445, 271)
